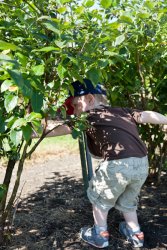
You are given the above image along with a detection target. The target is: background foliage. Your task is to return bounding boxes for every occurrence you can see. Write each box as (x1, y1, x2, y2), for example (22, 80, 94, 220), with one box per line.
(0, 0, 167, 241)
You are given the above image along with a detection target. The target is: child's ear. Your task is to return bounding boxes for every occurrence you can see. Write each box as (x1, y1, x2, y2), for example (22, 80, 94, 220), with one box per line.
(87, 94, 95, 105)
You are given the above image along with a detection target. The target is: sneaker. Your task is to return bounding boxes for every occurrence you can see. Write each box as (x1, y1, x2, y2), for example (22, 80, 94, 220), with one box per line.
(80, 226, 109, 248)
(119, 222, 144, 248)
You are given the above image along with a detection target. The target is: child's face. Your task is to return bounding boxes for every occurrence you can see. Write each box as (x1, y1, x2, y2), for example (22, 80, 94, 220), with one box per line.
(71, 95, 92, 116)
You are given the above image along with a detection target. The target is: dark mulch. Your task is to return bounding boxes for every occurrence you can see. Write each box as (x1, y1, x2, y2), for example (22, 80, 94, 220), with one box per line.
(1, 172, 167, 250)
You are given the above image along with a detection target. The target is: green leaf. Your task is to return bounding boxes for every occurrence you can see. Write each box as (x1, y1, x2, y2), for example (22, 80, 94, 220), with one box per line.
(21, 79, 33, 98)
(11, 118, 27, 129)
(119, 15, 133, 24)
(31, 120, 43, 135)
(110, 91, 118, 102)
(10, 130, 23, 146)
(31, 91, 43, 112)
(98, 59, 109, 68)
(5, 116, 17, 129)
(1, 80, 13, 92)
(144, 1, 155, 9)
(87, 68, 101, 85)
(22, 125, 32, 141)
(57, 7, 67, 13)
(55, 40, 66, 48)
(0, 40, 18, 51)
(75, 6, 85, 14)
(27, 112, 42, 122)
(137, 13, 150, 19)
(16, 52, 28, 67)
(85, 0, 94, 7)
(33, 46, 60, 52)
(57, 64, 66, 79)
(4, 94, 18, 112)
(108, 22, 121, 29)
(43, 21, 60, 35)
(114, 34, 125, 46)
(104, 51, 118, 56)
(0, 54, 19, 67)
(59, 0, 72, 3)
(100, 0, 112, 8)
(68, 85, 74, 96)
(72, 129, 80, 139)
(7, 69, 24, 89)
(2, 138, 11, 151)
(32, 65, 45, 76)
(69, 69, 83, 82)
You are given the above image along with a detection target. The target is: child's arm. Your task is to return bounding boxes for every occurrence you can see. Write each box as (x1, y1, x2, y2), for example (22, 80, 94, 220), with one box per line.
(139, 111, 167, 124)
(45, 124, 72, 137)
(32, 120, 72, 138)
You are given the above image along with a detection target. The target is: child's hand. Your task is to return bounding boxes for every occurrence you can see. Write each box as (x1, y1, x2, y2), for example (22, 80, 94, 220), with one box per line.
(139, 111, 167, 124)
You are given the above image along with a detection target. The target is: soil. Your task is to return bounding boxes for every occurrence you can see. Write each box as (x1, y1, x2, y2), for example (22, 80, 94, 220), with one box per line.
(0, 150, 167, 250)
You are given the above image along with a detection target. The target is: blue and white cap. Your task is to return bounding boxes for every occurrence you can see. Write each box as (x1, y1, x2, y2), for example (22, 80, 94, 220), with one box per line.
(70, 79, 106, 97)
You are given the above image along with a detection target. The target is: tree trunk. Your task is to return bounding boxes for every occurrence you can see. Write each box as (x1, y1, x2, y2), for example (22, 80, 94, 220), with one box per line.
(157, 141, 167, 184)
(0, 159, 16, 240)
(0, 227, 4, 245)
(0, 143, 29, 244)
(0, 159, 16, 212)
(2, 142, 29, 225)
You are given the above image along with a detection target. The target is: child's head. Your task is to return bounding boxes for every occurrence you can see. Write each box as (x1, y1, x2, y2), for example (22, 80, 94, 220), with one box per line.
(65, 79, 108, 115)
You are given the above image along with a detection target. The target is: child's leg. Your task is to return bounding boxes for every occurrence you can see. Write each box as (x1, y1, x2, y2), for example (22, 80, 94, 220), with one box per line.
(122, 211, 140, 231)
(93, 204, 140, 230)
(80, 205, 109, 248)
(119, 211, 144, 248)
(93, 205, 108, 232)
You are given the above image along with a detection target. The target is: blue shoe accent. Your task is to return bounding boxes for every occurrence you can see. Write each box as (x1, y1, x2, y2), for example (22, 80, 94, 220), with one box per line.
(80, 226, 109, 248)
(119, 222, 144, 248)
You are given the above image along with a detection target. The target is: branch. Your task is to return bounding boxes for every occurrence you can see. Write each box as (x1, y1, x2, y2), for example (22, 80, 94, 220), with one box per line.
(26, 123, 64, 158)
(80, 40, 87, 54)
(137, 52, 145, 85)
(0, 160, 16, 215)
(2, 142, 29, 224)
(23, 0, 41, 15)
(136, 50, 146, 109)
(0, 1, 34, 17)
(11, 182, 26, 228)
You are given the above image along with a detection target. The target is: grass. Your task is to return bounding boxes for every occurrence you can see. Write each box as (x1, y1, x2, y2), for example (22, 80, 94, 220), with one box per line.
(31, 135, 79, 156)
(0, 135, 79, 167)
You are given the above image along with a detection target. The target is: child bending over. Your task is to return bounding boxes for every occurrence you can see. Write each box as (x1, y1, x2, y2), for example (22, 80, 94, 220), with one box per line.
(42, 79, 167, 248)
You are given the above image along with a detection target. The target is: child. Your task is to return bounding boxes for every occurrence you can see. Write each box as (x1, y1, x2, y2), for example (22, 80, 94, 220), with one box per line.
(44, 79, 167, 248)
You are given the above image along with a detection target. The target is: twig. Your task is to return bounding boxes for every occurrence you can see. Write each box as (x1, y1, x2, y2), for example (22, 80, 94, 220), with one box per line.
(26, 123, 64, 158)
(136, 50, 146, 109)
(80, 40, 87, 53)
(0, 1, 33, 18)
(23, 0, 41, 15)
(11, 181, 26, 228)
(13, 181, 26, 207)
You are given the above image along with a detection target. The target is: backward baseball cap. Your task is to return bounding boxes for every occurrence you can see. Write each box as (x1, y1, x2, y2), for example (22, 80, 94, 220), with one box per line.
(70, 79, 106, 97)
(64, 79, 106, 115)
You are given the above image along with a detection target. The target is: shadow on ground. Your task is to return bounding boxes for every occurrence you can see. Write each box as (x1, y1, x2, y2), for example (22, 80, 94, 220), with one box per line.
(1, 172, 167, 250)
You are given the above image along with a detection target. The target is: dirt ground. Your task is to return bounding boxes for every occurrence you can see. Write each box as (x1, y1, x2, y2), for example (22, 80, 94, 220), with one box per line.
(0, 150, 167, 250)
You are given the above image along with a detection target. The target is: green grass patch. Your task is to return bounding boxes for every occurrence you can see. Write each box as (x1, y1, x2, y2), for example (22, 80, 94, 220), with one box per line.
(31, 135, 79, 154)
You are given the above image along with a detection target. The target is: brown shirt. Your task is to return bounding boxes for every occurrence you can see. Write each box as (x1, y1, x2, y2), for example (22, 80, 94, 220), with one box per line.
(86, 106, 147, 160)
